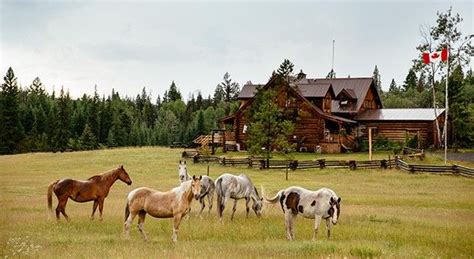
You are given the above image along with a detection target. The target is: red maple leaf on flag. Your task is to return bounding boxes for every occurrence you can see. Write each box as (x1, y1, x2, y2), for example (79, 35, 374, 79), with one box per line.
(431, 52, 440, 59)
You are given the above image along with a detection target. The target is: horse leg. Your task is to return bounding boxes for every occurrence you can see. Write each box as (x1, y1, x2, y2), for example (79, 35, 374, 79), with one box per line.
(98, 197, 105, 221)
(207, 192, 213, 216)
(245, 196, 250, 218)
(284, 211, 293, 241)
(137, 211, 148, 242)
(172, 214, 183, 242)
(58, 197, 70, 222)
(198, 197, 205, 218)
(219, 195, 229, 222)
(124, 211, 138, 240)
(312, 216, 322, 241)
(325, 218, 332, 239)
(289, 214, 297, 240)
(230, 199, 238, 221)
(90, 200, 99, 220)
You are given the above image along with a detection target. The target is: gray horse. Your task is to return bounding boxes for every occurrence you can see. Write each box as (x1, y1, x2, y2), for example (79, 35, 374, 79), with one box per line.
(178, 160, 215, 216)
(215, 173, 263, 221)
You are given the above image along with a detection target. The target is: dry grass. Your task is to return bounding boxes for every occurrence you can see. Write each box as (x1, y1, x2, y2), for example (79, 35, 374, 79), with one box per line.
(0, 147, 473, 258)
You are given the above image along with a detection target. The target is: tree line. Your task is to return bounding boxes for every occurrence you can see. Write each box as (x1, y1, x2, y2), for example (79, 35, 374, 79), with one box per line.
(0, 69, 240, 154)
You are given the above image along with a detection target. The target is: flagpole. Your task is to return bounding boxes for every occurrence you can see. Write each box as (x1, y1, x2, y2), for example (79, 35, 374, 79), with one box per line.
(444, 47, 449, 165)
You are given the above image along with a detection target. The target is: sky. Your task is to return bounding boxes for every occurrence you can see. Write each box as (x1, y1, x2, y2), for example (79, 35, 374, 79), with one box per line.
(1, 0, 472, 100)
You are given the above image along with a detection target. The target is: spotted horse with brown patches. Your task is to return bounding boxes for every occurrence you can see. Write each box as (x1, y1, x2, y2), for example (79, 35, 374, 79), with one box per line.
(263, 186, 341, 241)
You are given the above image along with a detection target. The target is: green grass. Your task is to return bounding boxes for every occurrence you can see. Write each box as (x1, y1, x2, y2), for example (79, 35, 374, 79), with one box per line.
(0, 147, 473, 258)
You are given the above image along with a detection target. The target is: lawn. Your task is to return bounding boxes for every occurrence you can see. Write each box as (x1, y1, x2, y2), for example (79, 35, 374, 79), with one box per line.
(0, 147, 473, 258)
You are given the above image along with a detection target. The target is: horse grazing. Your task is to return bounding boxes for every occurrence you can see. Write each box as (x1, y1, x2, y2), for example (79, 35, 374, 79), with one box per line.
(215, 173, 263, 221)
(178, 160, 215, 216)
(124, 175, 202, 242)
(264, 186, 341, 241)
(47, 165, 132, 221)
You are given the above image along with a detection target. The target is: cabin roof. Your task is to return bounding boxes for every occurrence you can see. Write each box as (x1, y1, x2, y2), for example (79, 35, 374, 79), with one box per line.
(294, 83, 334, 98)
(239, 77, 378, 113)
(233, 76, 356, 124)
(238, 84, 262, 99)
(356, 108, 445, 121)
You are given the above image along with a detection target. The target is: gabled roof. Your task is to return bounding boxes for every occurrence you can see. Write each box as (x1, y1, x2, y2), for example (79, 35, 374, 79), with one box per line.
(294, 83, 335, 98)
(238, 77, 380, 113)
(232, 76, 355, 124)
(238, 84, 263, 99)
(336, 88, 357, 99)
(356, 108, 445, 121)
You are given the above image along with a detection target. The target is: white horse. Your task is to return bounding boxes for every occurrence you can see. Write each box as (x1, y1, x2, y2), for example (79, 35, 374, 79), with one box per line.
(178, 160, 215, 216)
(263, 186, 341, 241)
(124, 176, 202, 242)
(215, 173, 263, 221)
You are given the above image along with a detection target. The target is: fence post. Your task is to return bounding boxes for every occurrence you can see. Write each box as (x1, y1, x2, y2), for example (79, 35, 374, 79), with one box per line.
(193, 155, 199, 164)
(409, 165, 415, 173)
(259, 159, 265, 170)
(248, 157, 252, 168)
(395, 156, 399, 169)
(381, 159, 387, 169)
(318, 159, 326, 169)
(349, 160, 356, 170)
(286, 164, 289, 181)
(222, 157, 226, 166)
(452, 165, 460, 175)
(207, 165, 209, 176)
(388, 155, 392, 169)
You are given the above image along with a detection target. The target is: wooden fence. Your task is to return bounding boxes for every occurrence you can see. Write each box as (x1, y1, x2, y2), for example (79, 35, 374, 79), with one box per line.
(395, 157, 474, 177)
(189, 154, 473, 178)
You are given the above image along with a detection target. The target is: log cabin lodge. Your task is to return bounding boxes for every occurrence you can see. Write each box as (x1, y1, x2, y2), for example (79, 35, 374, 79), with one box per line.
(218, 70, 445, 153)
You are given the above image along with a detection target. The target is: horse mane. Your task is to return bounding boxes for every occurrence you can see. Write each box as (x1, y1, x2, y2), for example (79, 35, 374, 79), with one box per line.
(87, 168, 119, 182)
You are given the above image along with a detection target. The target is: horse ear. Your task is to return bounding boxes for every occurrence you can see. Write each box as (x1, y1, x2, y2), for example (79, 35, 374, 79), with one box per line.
(330, 197, 334, 203)
(121, 165, 123, 169)
(184, 160, 186, 164)
(199, 175, 202, 180)
(338, 197, 341, 203)
(192, 175, 196, 180)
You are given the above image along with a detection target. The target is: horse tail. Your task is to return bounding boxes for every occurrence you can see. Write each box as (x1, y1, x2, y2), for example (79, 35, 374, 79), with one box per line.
(263, 189, 283, 204)
(124, 201, 130, 222)
(216, 178, 224, 218)
(47, 180, 59, 216)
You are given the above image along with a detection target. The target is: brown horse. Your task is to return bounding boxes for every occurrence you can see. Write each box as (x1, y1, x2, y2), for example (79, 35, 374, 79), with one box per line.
(124, 175, 202, 242)
(47, 165, 132, 221)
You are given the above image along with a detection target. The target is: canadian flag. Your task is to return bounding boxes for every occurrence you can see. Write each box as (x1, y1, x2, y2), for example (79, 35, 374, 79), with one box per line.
(423, 48, 448, 64)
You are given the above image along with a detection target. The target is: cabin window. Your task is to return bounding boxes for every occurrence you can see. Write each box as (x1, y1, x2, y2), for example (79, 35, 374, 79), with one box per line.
(243, 125, 247, 134)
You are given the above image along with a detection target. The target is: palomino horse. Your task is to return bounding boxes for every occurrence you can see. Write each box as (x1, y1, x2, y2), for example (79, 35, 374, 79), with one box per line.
(178, 160, 215, 216)
(263, 186, 341, 241)
(47, 165, 132, 221)
(215, 173, 263, 221)
(124, 175, 202, 242)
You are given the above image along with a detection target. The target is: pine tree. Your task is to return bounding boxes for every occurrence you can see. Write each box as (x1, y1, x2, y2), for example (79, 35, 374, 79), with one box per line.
(372, 65, 382, 93)
(276, 59, 294, 77)
(80, 123, 98, 150)
(246, 86, 294, 165)
(0, 67, 23, 153)
(52, 87, 71, 152)
(219, 72, 240, 103)
(389, 79, 398, 92)
(417, 71, 426, 93)
(403, 68, 418, 91)
(167, 81, 182, 102)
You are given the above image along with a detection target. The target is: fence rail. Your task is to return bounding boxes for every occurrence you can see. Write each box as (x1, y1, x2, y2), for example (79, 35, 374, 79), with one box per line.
(188, 153, 473, 178)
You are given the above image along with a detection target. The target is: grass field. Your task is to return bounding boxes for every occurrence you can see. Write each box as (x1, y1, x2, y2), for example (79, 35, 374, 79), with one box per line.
(1, 147, 473, 258)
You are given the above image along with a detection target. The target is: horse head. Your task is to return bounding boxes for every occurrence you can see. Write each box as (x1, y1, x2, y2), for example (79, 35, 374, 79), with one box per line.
(191, 175, 202, 200)
(178, 160, 188, 183)
(328, 196, 341, 225)
(252, 197, 263, 217)
(118, 165, 132, 185)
